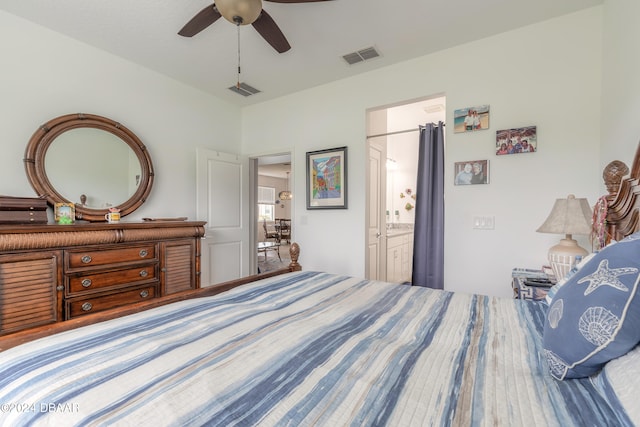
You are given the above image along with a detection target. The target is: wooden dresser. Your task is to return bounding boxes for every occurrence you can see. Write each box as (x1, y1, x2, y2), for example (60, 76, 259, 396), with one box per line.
(0, 221, 205, 335)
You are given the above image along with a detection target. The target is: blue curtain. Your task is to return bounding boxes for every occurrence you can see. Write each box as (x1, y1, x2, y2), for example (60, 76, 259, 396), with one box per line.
(411, 123, 445, 288)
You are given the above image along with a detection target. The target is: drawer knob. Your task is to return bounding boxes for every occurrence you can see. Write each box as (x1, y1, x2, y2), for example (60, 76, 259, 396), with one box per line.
(139, 270, 148, 278)
(139, 249, 148, 258)
(81, 255, 92, 264)
(56, 285, 64, 291)
(140, 290, 149, 298)
(82, 279, 92, 288)
(81, 302, 93, 311)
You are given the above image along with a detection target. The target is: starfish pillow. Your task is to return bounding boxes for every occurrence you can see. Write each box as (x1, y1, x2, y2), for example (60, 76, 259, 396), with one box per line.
(543, 232, 640, 380)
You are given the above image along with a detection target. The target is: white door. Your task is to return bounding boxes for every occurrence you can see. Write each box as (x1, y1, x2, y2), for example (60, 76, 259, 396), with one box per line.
(197, 149, 250, 287)
(366, 140, 386, 280)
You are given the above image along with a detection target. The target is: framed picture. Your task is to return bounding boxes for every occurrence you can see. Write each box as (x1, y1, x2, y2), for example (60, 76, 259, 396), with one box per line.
(54, 202, 75, 224)
(454, 160, 490, 185)
(454, 105, 490, 133)
(306, 146, 347, 209)
(496, 126, 537, 155)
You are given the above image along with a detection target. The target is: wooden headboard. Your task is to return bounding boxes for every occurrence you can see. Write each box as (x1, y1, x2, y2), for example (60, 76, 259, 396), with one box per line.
(604, 143, 640, 242)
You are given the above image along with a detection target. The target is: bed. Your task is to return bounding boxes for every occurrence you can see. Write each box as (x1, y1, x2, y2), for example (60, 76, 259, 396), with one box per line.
(2, 150, 640, 426)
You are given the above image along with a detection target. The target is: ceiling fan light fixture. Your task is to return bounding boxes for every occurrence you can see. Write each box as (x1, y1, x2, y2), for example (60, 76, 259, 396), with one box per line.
(216, 0, 262, 25)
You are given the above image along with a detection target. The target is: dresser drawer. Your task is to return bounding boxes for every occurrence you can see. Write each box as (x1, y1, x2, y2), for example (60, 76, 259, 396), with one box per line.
(67, 265, 157, 295)
(66, 284, 158, 319)
(67, 245, 157, 270)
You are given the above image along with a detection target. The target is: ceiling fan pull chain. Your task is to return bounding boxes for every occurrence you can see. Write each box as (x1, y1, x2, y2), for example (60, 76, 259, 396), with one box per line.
(236, 23, 242, 89)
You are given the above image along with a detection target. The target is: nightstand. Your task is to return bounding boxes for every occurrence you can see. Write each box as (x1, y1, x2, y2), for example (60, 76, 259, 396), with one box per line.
(511, 268, 553, 301)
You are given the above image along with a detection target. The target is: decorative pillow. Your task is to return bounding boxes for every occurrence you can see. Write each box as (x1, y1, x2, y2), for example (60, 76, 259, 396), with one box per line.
(544, 250, 600, 305)
(543, 233, 640, 380)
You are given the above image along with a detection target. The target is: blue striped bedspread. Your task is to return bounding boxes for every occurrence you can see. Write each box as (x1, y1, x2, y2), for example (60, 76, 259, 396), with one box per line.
(0, 272, 629, 426)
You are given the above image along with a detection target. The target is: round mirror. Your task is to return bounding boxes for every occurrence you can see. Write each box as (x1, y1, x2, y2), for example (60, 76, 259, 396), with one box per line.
(24, 113, 154, 222)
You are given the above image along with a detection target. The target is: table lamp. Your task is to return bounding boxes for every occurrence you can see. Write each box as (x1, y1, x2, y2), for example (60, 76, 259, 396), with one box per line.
(536, 194, 593, 281)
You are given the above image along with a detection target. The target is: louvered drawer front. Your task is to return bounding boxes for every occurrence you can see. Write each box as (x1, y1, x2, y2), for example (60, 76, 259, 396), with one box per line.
(67, 265, 157, 295)
(0, 253, 60, 334)
(66, 284, 158, 319)
(67, 245, 156, 269)
(163, 242, 195, 295)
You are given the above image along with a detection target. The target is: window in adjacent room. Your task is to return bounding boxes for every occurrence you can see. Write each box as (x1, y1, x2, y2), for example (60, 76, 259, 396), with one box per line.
(258, 186, 276, 221)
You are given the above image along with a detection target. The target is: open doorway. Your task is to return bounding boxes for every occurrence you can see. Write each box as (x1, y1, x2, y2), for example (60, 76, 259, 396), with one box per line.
(255, 154, 292, 273)
(365, 95, 446, 282)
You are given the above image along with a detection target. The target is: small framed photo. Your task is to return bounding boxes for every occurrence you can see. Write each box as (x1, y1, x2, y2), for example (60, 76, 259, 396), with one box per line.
(306, 146, 347, 209)
(496, 126, 537, 155)
(54, 202, 75, 224)
(454, 160, 490, 185)
(454, 105, 490, 133)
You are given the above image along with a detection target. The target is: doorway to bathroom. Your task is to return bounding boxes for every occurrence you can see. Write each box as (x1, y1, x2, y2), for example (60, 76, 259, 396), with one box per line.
(365, 95, 446, 282)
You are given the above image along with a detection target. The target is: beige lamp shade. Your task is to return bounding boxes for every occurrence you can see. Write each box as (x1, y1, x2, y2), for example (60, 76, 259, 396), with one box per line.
(536, 194, 593, 280)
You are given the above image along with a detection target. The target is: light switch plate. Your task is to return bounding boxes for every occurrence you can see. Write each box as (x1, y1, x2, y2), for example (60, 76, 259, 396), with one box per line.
(473, 216, 495, 230)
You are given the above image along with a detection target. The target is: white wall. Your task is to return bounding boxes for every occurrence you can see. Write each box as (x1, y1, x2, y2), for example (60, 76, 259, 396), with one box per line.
(242, 7, 604, 297)
(0, 11, 241, 220)
(600, 0, 640, 168)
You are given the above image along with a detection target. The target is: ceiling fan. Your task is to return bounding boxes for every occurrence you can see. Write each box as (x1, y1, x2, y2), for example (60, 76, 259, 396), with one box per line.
(178, 0, 333, 53)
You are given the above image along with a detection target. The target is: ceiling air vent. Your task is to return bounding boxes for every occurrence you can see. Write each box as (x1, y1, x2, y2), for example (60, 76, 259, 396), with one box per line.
(342, 46, 380, 65)
(228, 82, 261, 97)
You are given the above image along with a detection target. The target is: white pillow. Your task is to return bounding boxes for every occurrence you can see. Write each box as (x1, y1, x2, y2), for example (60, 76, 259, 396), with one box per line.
(591, 344, 640, 425)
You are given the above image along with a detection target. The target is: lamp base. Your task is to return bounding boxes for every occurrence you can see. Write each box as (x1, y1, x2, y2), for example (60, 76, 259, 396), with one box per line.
(548, 237, 588, 281)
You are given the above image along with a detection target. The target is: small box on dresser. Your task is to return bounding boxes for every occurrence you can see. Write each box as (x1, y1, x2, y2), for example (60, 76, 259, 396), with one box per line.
(0, 195, 48, 224)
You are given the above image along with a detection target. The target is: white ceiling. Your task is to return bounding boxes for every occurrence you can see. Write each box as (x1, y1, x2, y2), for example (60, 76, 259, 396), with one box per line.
(258, 153, 291, 178)
(0, 0, 602, 107)
(259, 163, 291, 179)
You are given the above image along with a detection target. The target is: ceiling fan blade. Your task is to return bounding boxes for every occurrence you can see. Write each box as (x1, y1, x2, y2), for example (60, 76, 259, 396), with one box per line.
(252, 10, 291, 53)
(178, 4, 222, 37)
(265, 0, 333, 3)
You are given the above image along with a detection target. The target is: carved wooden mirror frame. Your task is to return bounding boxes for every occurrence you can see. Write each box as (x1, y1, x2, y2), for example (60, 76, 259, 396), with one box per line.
(24, 113, 154, 222)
